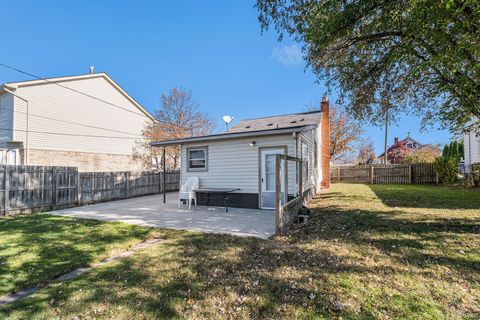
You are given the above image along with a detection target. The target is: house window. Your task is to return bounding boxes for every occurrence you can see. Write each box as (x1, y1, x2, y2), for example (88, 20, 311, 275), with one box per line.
(2, 149, 18, 165)
(8, 149, 17, 165)
(187, 147, 208, 171)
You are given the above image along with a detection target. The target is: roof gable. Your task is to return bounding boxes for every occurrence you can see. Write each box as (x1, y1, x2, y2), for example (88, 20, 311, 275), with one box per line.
(2, 73, 154, 121)
(401, 136, 423, 147)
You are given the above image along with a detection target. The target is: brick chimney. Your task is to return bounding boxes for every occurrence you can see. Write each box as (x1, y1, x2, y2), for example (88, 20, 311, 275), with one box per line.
(394, 137, 399, 145)
(321, 96, 330, 189)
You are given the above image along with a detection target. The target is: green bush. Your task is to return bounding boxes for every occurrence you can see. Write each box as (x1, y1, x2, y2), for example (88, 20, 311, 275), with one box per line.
(433, 156, 459, 184)
(469, 163, 480, 187)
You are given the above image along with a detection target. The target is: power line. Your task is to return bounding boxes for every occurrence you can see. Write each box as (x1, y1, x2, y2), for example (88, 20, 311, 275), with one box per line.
(0, 62, 151, 119)
(0, 106, 143, 137)
(0, 126, 141, 140)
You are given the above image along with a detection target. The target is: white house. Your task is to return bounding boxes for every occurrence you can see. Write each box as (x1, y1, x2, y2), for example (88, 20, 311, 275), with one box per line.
(0, 71, 154, 171)
(151, 97, 331, 210)
(464, 130, 480, 172)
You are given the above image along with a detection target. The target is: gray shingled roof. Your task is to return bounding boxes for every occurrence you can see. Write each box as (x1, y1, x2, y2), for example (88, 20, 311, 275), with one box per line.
(227, 110, 322, 133)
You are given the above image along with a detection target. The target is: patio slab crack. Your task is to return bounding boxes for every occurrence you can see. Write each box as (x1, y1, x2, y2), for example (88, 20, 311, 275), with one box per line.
(0, 238, 164, 308)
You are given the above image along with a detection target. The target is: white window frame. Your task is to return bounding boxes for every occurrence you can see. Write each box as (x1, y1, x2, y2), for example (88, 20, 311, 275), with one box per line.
(0, 149, 6, 165)
(1, 149, 18, 165)
(186, 146, 208, 172)
(8, 149, 18, 165)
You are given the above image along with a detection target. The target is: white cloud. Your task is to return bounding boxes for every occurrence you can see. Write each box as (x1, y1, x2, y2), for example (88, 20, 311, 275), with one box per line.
(271, 44, 303, 66)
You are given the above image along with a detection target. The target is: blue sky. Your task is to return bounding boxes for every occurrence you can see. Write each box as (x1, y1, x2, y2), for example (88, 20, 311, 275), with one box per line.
(0, 0, 451, 153)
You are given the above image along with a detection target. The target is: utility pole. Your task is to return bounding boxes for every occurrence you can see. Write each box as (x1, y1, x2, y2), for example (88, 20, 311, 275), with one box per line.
(384, 106, 389, 165)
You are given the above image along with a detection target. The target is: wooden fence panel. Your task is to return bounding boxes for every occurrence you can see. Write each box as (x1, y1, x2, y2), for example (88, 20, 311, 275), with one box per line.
(411, 163, 437, 184)
(339, 166, 370, 183)
(331, 163, 437, 185)
(0, 165, 180, 216)
(373, 165, 410, 184)
(54, 166, 78, 207)
(4, 166, 55, 213)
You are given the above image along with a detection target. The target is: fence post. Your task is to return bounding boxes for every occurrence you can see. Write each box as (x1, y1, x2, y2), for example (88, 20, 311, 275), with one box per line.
(409, 165, 413, 184)
(125, 171, 130, 198)
(52, 167, 57, 211)
(435, 172, 439, 184)
(4, 166, 10, 215)
(337, 166, 340, 183)
(76, 170, 80, 205)
(275, 155, 282, 235)
(369, 165, 374, 184)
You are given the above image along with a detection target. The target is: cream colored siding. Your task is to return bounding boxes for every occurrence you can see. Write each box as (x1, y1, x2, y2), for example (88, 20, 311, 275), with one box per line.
(465, 132, 480, 172)
(12, 76, 151, 154)
(298, 128, 321, 191)
(0, 93, 14, 145)
(180, 134, 296, 194)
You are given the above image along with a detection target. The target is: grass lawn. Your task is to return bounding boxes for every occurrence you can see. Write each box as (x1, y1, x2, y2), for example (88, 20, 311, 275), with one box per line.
(1, 184, 479, 319)
(0, 214, 163, 297)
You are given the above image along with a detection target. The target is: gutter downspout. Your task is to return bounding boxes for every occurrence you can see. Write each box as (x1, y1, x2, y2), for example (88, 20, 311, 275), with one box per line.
(4, 86, 29, 165)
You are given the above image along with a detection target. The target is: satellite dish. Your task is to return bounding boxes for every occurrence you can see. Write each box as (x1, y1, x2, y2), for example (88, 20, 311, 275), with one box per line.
(223, 115, 233, 125)
(223, 115, 234, 130)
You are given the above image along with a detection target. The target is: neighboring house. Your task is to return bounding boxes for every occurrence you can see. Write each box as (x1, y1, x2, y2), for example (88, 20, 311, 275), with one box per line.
(377, 136, 424, 163)
(464, 130, 480, 172)
(151, 97, 331, 210)
(0, 71, 154, 171)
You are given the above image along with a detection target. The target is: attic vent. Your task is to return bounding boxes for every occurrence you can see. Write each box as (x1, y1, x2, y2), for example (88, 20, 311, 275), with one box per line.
(267, 123, 274, 126)
(299, 118, 305, 122)
(245, 126, 251, 129)
(290, 120, 297, 124)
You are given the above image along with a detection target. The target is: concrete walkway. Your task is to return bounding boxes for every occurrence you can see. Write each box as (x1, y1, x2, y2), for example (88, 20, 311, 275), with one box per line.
(49, 192, 275, 239)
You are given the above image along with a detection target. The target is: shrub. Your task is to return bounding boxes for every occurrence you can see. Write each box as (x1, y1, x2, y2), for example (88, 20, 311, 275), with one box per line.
(433, 157, 459, 184)
(469, 163, 480, 187)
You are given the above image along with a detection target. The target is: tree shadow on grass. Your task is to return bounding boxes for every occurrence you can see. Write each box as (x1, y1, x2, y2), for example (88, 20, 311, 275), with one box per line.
(0, 214, 155, 296)
(1, 198, 479, 319)
(4, 225, 478, 319)
(0, 230, 402, 319)
(294, 204, 480, 275)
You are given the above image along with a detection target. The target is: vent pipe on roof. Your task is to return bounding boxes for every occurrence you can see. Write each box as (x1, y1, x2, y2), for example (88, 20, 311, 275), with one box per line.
(89, 66, 95, 74)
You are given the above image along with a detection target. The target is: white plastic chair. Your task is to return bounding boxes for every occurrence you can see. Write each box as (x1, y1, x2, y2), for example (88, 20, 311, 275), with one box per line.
(178, 177, 199, 210)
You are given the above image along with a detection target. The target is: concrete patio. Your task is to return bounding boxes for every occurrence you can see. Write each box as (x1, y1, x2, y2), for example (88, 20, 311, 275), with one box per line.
(48, 192, 275, 239)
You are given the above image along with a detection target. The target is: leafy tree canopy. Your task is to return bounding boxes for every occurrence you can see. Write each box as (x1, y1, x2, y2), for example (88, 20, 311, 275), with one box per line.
(257, 0, 480, 132)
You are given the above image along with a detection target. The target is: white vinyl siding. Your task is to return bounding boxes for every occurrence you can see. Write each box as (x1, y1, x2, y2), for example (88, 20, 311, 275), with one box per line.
(298, 128, 322, 191)
(11, 76, 151, 155)
(464, 132, 480, 172)
(180, 134, 296, 194)
(0, 93, 14, 145)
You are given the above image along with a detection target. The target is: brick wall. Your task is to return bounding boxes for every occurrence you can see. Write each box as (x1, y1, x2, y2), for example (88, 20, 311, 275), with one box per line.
(25, 149, 143, 172)
(321, 96, 331, 188)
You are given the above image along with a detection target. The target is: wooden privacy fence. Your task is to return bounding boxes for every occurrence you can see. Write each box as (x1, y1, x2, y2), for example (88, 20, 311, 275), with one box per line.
(331, 163, 438, 184)
(0, 165, 180, 215)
